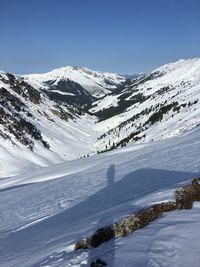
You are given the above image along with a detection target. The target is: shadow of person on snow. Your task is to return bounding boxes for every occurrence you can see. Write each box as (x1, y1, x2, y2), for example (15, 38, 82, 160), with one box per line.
(4, 168, 200, 267)
(88, 164, 116, 267)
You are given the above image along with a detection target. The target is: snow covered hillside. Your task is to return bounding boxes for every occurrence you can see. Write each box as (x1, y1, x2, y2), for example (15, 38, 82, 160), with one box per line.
(92, 58, 200, 151)
(0, 71, 98, 178)
(1, 58, 200, 177)
(0, 125, 200, 266)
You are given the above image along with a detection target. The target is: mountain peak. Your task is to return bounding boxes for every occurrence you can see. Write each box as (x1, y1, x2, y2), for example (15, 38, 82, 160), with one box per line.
(155, 57, 200, 73)
(23, 66, 127, 97)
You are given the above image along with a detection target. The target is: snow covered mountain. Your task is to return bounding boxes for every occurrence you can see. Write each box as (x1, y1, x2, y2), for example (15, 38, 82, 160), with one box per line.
(0, 71, 97, 178)
(91, 58, 200, 151)
(23, 66, 127, 98)
(1, 58, 200, 178)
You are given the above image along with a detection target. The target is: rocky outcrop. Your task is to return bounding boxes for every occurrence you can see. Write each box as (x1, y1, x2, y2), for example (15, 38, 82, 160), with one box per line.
(75, 226, 114, 250)
(90, 258, 107, 267)
(75, 177, 200, 250)
(0, 73, 41, 104)
(176, 178, 200, 209)
(114, 201, 177, 238)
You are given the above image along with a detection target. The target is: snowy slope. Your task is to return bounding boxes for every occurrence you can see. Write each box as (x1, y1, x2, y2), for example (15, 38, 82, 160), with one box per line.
(0, 126, 200, 266)
(23, 66, 126, 97)
(92, 58, 200, 151)
(0, 72, 98, 178)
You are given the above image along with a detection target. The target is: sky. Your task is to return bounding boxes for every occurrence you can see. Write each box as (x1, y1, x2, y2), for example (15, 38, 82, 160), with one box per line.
(0, 0, 200, 74)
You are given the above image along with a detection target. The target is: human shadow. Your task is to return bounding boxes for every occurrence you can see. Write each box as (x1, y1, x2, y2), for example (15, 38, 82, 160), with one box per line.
(87, 164, 116, 267)
(1, 168, 199, 266)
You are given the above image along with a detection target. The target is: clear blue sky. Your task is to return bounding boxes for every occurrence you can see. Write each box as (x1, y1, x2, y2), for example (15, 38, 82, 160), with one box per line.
(1, 0, 200, 74)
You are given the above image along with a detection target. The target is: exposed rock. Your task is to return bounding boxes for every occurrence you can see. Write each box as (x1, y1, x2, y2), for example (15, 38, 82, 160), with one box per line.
(114, 201, 177, 238)
(1, 73, 41, 104)
(74, 226, 114, 250)
(90, 258, 107, 267)
(74, 178, 200, 251)
(175, 177, 200, 209)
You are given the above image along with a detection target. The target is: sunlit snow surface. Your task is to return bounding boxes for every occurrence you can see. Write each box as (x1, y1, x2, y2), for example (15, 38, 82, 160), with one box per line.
(0, 126, 200, 266)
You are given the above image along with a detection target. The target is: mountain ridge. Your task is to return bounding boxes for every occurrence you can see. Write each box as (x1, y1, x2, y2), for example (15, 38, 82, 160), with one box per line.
(23, 66, 127, 98)
(0, 58, 200, 177)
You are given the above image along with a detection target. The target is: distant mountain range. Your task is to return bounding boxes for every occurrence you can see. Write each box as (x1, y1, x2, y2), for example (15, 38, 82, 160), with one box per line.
(0, 58, 200, 177)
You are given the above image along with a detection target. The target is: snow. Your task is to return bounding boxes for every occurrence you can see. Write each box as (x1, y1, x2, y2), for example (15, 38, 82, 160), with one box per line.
(1, 58, 200, 266)
(93, 58, 200, 150)
(0, 126, 200, 266)
(23, 66, 126, 97)
(1, 58, 200, 178)
(90, 94, 120, 113)
(50, 90, 76, 96)
(0, 88, 99, 178)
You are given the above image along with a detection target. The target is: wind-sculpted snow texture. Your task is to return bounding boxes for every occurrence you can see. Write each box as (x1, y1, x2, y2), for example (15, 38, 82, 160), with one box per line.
(0, 126, 200, 266)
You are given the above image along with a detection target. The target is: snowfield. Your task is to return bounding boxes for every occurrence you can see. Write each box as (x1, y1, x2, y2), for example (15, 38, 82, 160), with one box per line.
(1, 126, 200, 267)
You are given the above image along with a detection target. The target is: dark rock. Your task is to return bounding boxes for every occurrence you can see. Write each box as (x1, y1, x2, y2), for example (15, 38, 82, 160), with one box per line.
(175, 177, 200, 209)
(90, 258, 107, 267)
(90, 226, 114, 248)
